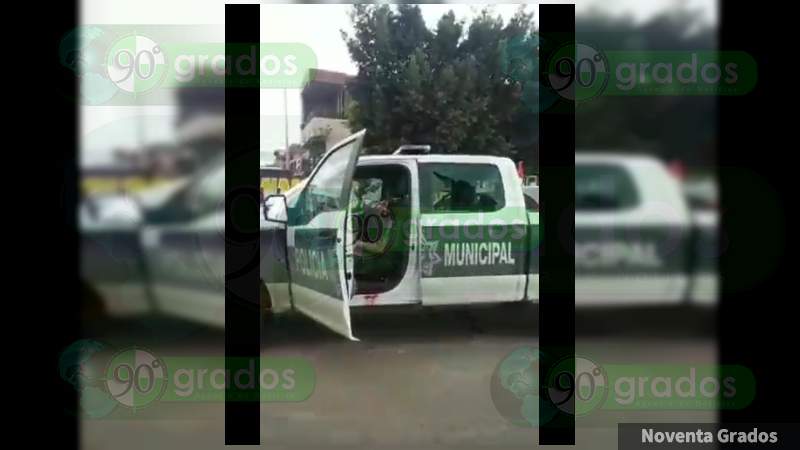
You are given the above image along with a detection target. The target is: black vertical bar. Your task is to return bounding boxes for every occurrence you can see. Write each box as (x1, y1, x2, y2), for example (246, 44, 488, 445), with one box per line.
(56, 0, 79, 448)
(225, 3, 261, 445)
(719, 3, 795, 425)
(538, 4, 575, 445)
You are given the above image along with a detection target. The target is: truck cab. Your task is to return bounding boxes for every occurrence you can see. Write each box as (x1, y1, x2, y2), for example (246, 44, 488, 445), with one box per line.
(262, 133, 717, 339)
(82, 130, 716, 340)
(573, 153, 717, 305)
(262, 130, 540, 339)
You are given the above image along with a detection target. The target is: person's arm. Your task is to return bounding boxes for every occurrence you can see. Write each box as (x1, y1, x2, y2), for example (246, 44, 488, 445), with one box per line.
(354, 200, 391, 256)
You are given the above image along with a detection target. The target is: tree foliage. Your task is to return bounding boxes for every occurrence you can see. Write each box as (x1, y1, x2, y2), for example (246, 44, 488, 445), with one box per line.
(342, 5, 717, 172)
(342, 4, 539, 166)
(574, 10, 717, 169)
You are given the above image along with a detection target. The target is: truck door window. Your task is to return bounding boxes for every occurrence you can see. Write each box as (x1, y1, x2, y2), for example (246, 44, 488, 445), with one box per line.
(146, 163, 224, 224)
(575, 164, 639, 211)
(294, 141, 357, 225)
(350, 164, 412, 295)
(524, 192, 539, 212)
(187, 165, 225, 215)
(420, 163, 505, 213)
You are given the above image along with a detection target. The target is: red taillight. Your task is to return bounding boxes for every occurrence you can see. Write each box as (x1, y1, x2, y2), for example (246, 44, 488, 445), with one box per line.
(667, 160, 686, 180)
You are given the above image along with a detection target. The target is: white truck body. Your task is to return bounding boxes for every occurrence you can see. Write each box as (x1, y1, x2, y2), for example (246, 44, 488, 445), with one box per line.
(81, 131, 717, 340)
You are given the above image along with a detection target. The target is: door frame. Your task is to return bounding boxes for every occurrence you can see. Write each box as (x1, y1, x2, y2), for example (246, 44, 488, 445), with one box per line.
(285, 130, 366, 339)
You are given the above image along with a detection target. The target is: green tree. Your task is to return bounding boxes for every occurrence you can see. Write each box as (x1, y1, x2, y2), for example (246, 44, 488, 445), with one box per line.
(574, 9, 717, 170)
(342, 4, 539, 170)
(342, 5, 717, 173)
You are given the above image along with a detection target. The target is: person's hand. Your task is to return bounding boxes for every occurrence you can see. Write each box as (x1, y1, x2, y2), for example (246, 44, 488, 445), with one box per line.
(375, 200, 390, 217)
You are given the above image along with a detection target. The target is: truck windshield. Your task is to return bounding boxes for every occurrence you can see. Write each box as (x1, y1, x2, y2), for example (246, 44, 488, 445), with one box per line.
(419, 163, 505, 213)
(575, 164, 639, 211)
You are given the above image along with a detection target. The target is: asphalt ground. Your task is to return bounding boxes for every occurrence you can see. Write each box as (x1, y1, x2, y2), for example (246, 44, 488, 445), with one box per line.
(78, 305, 717, 450)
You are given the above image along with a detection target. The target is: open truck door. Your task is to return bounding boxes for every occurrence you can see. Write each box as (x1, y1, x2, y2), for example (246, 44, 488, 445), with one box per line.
(286, 130, 365, 340)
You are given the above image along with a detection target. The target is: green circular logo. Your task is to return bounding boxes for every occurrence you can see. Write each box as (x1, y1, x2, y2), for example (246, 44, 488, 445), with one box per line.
(545, 42, 610, 102)
(544, 355, 608, 417)
(59, 26, 121, 105)
(104, 347, 168, 410)
(490, 346, 560, 427)
(105, 34, 167, 94)
(58, 339, 119, 418)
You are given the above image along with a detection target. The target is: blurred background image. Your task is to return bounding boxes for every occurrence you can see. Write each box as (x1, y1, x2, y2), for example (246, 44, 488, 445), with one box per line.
(71, 1, 722, 449)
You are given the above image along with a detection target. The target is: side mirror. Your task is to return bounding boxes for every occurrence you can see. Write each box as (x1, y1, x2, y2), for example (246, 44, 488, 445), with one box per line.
(263, 194, 288, 224)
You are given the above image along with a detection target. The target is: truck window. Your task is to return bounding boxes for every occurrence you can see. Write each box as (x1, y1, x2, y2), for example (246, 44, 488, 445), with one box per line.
(420, 163, 505, 213)
(523, 186, 539, 211)
(188, 165, 225, 215)
(146, 163, 224, 224)
(524, 192, 539, 212)
(575, 164, 639, 211)
(350, 164, 412, 295)
(294, 140, 356, 225)
(351, 177, 383, 207)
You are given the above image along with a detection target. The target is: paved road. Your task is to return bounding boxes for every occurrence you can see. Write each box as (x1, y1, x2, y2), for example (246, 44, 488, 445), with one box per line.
(79, 306, 717, 450)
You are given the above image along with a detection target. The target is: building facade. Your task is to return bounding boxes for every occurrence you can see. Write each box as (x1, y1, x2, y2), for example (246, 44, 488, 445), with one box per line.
(300, 69, 354, 159)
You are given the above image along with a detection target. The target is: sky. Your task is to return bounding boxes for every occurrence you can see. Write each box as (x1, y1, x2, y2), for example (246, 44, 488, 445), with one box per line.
(79, 0, 717, 166)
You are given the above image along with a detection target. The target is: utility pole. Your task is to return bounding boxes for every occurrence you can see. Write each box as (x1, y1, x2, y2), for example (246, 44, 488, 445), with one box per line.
(283, 88, 289, 151)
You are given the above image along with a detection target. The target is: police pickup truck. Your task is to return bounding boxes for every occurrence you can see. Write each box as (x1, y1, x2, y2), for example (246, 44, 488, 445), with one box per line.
(261, 131, 717, 339)
(80, 130, 716, 340)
